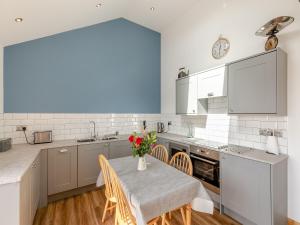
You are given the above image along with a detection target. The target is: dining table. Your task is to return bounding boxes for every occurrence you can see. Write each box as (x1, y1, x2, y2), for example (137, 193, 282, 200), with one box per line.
(96, 155, 214, 225)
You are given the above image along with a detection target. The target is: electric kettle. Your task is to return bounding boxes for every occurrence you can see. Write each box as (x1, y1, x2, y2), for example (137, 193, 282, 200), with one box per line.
(157, 122, 165, 133)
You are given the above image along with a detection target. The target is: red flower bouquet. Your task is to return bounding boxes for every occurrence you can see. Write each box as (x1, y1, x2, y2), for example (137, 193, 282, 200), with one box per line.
(128, 131, 157, 157)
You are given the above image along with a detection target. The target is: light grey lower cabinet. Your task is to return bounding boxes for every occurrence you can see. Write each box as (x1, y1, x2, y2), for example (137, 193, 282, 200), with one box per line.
(78, 143, 109, 187)
(20, 153, 41, 225)
(30, 155, 41, 222)
(220, 153, 287, 225)
(46, 140, 132, 197)
(48, 146, 78, 195)
(109, 140, 132, 159)
(20, 167, 31, 225)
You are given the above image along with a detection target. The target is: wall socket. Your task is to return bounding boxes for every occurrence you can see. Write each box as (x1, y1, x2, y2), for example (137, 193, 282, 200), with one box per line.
(16, 126, 27, 131)
(259, 128, 282, 137)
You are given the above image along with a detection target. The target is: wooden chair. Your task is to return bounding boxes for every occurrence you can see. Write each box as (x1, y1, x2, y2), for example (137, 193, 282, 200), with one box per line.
(108, 158, 160, 225)
(150, 145, 171, 225)
(99, 154, 117, 222)
(169, 152, 193, 225)
(150, 145, 169, 163)
(169, 152, 193, 176)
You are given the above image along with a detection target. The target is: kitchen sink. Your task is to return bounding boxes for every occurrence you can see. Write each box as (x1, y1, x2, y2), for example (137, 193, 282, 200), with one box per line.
(101, 136, 118, 141)
(77, 138, 96, 143)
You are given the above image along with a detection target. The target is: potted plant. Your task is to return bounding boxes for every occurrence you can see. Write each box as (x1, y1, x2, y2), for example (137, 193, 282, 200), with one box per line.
(128, 131, 157, 171)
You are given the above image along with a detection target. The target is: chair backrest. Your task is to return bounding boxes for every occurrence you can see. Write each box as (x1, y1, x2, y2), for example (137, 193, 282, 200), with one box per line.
(169, 152, 193, 176)
(98, 154, 114, 199)
(150, 144, 169, 163)
(109, 162, 136, 224)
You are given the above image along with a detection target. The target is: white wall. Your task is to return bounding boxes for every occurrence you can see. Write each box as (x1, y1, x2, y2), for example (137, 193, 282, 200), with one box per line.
(161, 0, 300, 221)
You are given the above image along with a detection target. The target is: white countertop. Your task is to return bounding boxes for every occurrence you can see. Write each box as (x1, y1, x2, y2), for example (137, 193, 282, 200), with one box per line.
(0, 135, 129, 186)
(0, 132, 288, 186)
(158, 133, 288, 165)
(221, 145, 288, 165)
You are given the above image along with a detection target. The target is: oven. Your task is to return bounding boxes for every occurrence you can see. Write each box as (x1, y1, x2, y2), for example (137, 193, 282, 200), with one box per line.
(190, 145, 220, 188)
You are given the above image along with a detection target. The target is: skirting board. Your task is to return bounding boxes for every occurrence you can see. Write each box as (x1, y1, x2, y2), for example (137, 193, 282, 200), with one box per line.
(48, 184, 100, 203)
(288, 219, 300, 225)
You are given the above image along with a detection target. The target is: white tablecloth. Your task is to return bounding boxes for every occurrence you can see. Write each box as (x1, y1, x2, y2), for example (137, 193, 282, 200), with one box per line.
(97, 155, 214, 225)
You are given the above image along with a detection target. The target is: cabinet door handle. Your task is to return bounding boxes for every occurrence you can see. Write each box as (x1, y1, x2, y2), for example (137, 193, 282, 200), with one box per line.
(59, 149, 69, 153)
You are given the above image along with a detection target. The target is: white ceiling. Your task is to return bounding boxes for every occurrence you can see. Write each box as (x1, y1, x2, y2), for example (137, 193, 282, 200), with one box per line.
(0, 0, 200, 46)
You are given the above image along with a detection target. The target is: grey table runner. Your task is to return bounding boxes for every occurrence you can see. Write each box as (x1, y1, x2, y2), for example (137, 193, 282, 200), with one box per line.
(97, 155, 213, 225)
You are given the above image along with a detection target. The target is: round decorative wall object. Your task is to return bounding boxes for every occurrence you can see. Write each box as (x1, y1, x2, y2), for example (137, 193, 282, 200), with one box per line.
(212, 36, 230, 59)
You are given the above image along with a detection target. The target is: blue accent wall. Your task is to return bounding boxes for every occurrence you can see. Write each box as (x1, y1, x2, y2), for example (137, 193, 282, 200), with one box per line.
(4, 18, 161, 113)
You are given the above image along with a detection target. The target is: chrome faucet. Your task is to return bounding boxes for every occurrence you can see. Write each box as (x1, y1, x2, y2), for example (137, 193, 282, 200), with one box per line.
(187, 121, 194, 138)
(90, 121, 96, 140)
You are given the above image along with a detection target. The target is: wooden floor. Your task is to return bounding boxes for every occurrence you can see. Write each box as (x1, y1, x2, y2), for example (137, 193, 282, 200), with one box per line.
(33, 188, 241, 225)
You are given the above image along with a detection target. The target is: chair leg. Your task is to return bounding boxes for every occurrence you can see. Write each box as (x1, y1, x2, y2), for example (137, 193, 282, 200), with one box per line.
(102, 198, 109, 222)
(165, 219, 171, 225)
(186, 204, 192, 225)
(114, 212, 118, 225)
(162, 213, 166, 225)
(180, 207, 187, 225)
(162, 213, 171, 225)
(168, 211, 172, 220)
(109, 201, 114, 215)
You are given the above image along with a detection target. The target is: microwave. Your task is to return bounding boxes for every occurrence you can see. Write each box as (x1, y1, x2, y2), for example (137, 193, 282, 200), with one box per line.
(33, 131, 52, 144)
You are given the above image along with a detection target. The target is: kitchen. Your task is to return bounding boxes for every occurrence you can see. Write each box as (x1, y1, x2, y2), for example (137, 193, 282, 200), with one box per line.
(0, 0, 299, 225)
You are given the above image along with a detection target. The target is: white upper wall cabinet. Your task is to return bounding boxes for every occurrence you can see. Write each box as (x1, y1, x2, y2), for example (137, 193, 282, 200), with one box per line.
(227, 48, 287, 115)
(197, 65, 227, 99)
(176, 75, 198, 115)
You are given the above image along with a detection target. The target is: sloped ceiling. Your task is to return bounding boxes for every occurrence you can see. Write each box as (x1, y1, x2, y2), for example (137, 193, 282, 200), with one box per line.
(0, 0, 200, 46)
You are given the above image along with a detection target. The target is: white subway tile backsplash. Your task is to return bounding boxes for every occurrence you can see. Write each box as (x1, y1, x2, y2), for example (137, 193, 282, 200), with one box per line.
(277, 121, 287, 129)
(245, 120, 260, 128)
(13, 113, 28, 120)
(261, 121, 278, 129)
(3, 114, 13, 119)
(0, 105, 288, 155)
(245, 134, 261, 143)
(0, 113, 163, 144)
(238, 127, 254, 135)
(162, 100, 288, 154)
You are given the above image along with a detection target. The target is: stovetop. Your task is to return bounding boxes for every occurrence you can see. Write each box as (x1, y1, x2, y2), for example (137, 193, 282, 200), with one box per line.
(188, 138, 228, 151)
(221, 145, 253, 155)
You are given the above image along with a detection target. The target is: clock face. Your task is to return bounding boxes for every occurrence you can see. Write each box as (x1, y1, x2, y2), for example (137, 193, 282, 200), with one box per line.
(212, 38, 230, 59)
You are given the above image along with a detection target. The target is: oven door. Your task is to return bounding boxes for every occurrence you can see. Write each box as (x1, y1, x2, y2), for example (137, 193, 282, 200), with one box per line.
(190, 153, 220, 187)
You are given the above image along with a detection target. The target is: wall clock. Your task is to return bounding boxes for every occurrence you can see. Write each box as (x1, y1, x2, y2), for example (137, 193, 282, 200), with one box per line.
(212, 36, 230, 59)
